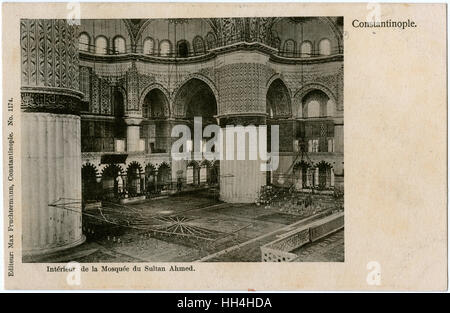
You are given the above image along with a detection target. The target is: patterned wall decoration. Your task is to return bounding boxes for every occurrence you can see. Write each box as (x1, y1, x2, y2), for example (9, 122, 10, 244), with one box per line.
(216, 63, 269, 116)
(197, 67, 216, 85)
(20, 19, 82, 113)
(84, 70, 116, 115)
(266, 78, 291, 117)
(21, 19, 79, 91)
(336, 65, 344, 111)
(282, 68, 341, 96)
(21, 92, 81, 114)
(207, 17, 277, 47)
(100, 79, 111, 115)
(218, 115, 266, 127)
(126, 62, 140, 111)
(90, 72, 100, 113)
(138, 73, 156, 95)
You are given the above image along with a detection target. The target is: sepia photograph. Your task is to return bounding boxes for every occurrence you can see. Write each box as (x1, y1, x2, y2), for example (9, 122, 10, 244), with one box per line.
(20, 17, 344, 263)
(3, 1, 447, 292)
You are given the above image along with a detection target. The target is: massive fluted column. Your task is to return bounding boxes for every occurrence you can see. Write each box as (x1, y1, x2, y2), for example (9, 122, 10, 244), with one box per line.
(219, 116, 267, 203)
(20, 20, 85, 256)
(216, 56, 270, 203)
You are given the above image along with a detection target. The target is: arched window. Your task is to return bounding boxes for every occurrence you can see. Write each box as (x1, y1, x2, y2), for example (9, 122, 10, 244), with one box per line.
(143, 37, 154, 55)
(159, 40, 171, 56)
(302, 90, 329, 118)
(95, 36, 108, 55)
(113, 36, 126, 54)
(283, 39, 295, 56)
(79, 33, 90, 52)
(177, 40, 189, 57)
(206, 32, 216, 50)
(300, 41, 312, 57)
(319, 38, 331, 55)
(193, 36, 205, 55)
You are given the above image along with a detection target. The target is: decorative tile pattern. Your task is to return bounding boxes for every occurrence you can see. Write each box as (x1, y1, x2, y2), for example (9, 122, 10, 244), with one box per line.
(21, 19, 79, 91)
(217, 63, 269, 115)
(20, 19, 81, 113)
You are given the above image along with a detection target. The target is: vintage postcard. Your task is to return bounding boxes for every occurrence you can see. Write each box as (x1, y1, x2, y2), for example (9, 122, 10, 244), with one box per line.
(2, 2, 447, 290)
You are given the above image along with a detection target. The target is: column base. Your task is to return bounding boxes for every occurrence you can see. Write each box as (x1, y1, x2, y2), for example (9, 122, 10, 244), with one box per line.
(22, 235, 86, 259)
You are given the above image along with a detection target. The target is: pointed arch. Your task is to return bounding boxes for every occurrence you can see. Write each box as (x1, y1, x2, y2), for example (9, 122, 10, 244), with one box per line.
(293, 83, 337, 118)
(173, 73, 218, 101)
(266, 78, 292, 118)
(172, 75, 218, 119)
(139, 84, 171, 118)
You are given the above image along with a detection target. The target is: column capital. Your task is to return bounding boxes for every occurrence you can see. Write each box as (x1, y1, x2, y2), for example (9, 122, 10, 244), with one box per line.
(124, 116, 143, 126)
